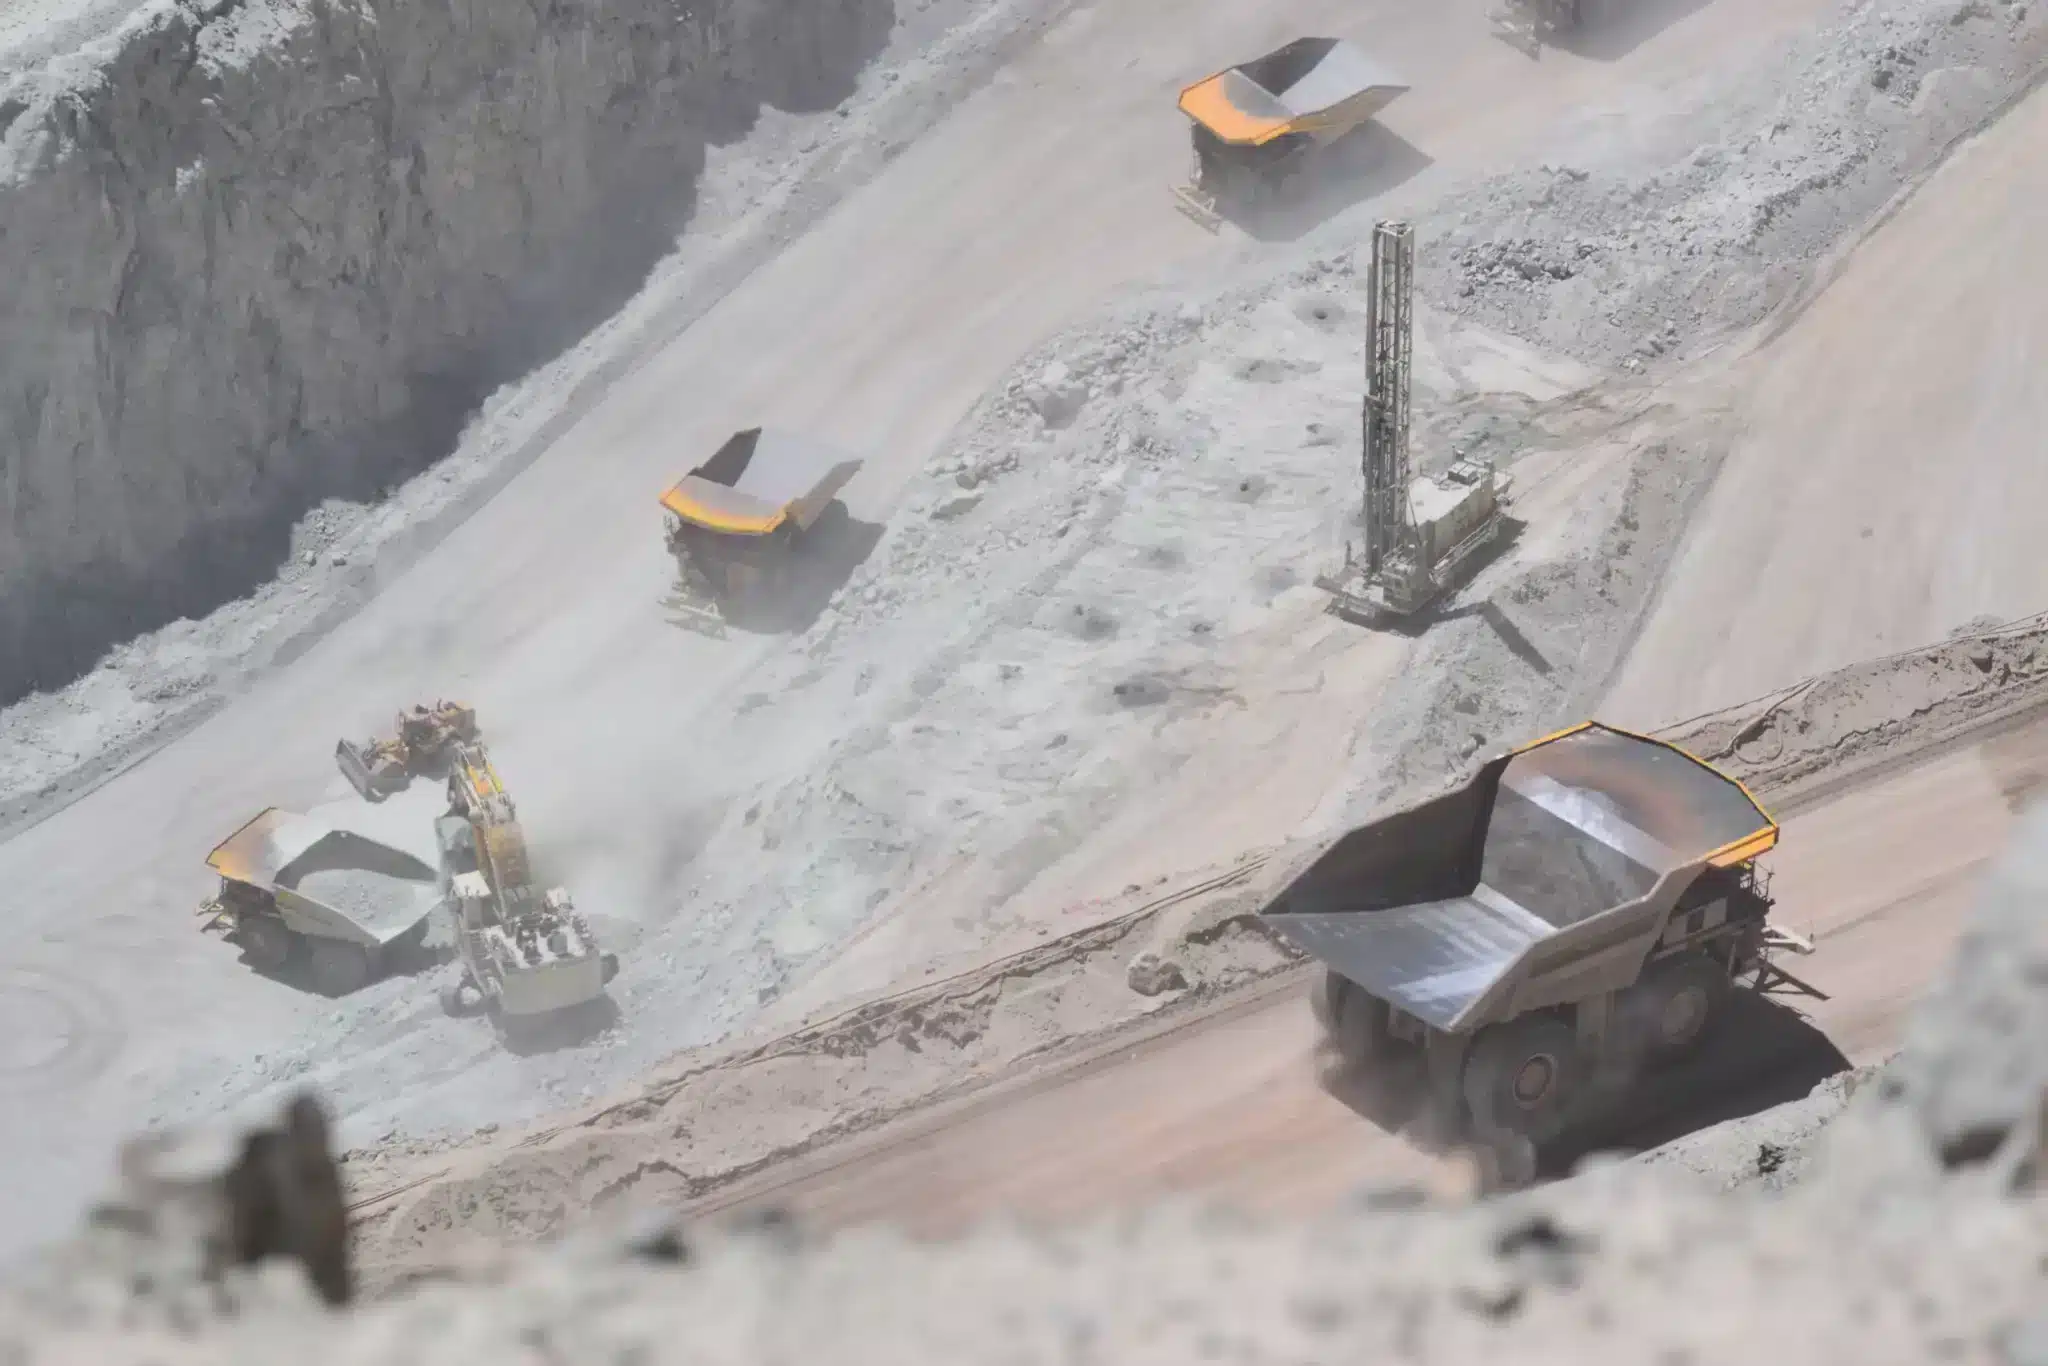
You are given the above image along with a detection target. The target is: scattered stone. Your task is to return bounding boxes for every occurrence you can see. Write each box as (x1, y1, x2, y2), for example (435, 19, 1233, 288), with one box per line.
(1126, 951, 1187, 997)
(932, 491, 983, 521)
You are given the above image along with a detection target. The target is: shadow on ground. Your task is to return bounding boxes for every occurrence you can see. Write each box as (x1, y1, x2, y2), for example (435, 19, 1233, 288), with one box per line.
(1218, 124, 1435, 245)
(1315, 989, 1850, 1176)
(498, 996, 623, 1058)
(1556, 990, 1849, 1169)
(670, 506, 887, 637)
(238, 929, 452, 1001)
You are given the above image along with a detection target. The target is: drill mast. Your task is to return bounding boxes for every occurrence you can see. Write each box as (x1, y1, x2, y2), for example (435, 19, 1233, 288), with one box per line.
(1362, 220, 1417, 576)
(1315, 219, 1508, 625)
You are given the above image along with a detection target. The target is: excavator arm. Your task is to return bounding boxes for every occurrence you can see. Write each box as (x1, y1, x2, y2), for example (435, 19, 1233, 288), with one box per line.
(446, 742, 539, 915)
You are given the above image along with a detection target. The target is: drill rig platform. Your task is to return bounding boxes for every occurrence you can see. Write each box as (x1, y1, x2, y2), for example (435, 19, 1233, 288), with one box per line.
(1315, 220, 1509, 625)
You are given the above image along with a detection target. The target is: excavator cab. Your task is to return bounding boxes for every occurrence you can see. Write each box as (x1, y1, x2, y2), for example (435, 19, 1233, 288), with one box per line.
(447, 870, 496, 932)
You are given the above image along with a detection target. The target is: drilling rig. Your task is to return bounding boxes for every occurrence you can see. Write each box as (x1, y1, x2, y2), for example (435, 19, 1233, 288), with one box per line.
(1316, 220, 1508, 624)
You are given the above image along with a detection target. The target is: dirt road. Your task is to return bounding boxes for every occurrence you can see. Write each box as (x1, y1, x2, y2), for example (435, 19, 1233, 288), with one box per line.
(0, 0, 1840, 1257)
(679, 708, 2048, 1234)
(1604, 75, 2048, 725)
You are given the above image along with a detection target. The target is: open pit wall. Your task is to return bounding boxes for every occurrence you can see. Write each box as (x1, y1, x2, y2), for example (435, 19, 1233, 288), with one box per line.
(0, 0, 891, 704)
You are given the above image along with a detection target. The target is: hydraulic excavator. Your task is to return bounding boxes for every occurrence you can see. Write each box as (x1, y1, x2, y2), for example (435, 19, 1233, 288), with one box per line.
(435, 741, 615, 1027)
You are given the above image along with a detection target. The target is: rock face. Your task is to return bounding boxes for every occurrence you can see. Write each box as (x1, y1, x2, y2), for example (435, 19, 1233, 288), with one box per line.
(1863, 800, 2048, 1187)
(0, 0, 893, 704)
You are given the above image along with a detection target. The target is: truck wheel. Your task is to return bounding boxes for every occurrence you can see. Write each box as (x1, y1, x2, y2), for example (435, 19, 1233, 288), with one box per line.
(1463, 1014, 1580, 1143)
(439, 978, 485, 1018)
(1331, 983, 1395, 1069)
(1309, 966, 1346, 1032)
(307, 941, 373, 997)
(238, 915, 294, 973)
(1634, 953, 1731, 1062)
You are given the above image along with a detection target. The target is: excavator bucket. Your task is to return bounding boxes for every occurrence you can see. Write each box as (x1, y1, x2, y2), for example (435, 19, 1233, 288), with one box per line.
(334, 738, 404, 802)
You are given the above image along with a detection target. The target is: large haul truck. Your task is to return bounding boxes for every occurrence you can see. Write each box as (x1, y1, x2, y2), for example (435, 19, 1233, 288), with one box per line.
(1262, 722, 1817, 1148)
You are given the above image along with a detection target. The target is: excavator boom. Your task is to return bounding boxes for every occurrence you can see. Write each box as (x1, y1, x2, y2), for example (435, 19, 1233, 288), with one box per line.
(446, 742, 539, 914)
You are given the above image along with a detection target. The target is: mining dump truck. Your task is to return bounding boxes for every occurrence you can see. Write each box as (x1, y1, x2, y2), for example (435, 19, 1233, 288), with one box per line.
(199, 808, 440, 995)
(1262, 722, 1818, 1147)
(659, 427, 863, 635)
(434, 742, 616, 1028)
(335, 700, 478, 802)
(1489, 0, 1622, 53)
(1172, 37, 1408, 231)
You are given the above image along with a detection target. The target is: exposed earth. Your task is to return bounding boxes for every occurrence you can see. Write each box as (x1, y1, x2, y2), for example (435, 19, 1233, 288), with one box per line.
(0, 0, 2043, 1357)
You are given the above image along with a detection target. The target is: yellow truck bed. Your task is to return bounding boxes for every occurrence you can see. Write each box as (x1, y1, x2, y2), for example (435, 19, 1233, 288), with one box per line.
(659, 427, 864, 536)
(1177, 36, 1408, 147)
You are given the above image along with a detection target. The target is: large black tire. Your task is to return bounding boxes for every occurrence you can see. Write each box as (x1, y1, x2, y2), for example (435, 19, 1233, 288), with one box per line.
(1309, 966, 1345, 1033)
(1629, 952, 1732, 1064)
(1463, 1013, 1582, 1144)
(1331, 981, 1396, 1070)
(237, 915, 294, 973)
(439, 977, 485, 1018)
(307, 941, 374, 997)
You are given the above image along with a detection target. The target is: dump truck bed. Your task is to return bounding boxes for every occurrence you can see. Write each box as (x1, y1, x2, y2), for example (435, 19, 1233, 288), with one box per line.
(207, 808, 441, 946)
(1178, 37, 1408, 147)
(658, 427, 863, 535)
(1260, 723, 1778, 1032)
